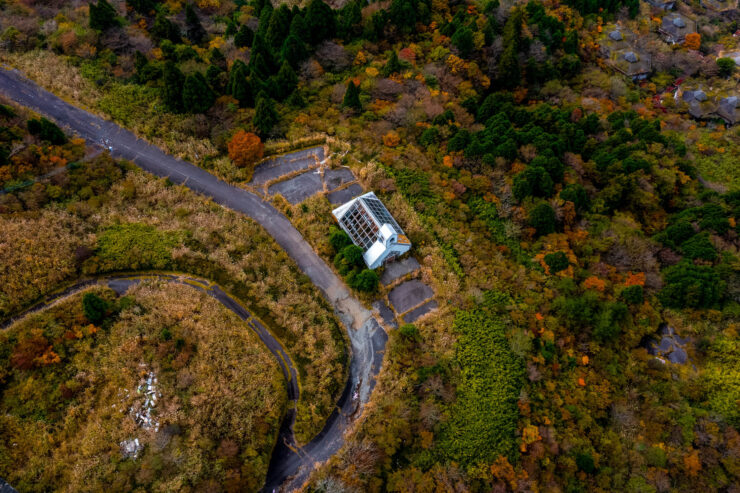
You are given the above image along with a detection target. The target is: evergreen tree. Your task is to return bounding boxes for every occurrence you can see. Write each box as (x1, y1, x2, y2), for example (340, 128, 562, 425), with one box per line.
(183, 72, 215, 113)
(342, 80, 361, 111)
(162, 61, 185, 112)
(89, 0, 117, 31)
(249, 52, 270, 82)
(152, 12, 181, 43)
(257, 4, 273, 37)
(452, 26, 474, 58)
(250, 33, 274, 72)
(185, 3, 206, 44)
(227, 60, 252, 107)
(225, 19, 237, 37)
(266, 4, 292, 51)
(280, 34, 308, 68)
(210, 47, 227, 70)
(270, 61, 298, 100)
(382, 51, 402, 76)
(253, 93, 278, 136)
(289, 13, 309, 42)
(205, 64, 225, 93)
(305, 0, 335, 44)
(498, 8, 522, 88)
(234, 24, 254, 48)
(337, 0, 362, 40)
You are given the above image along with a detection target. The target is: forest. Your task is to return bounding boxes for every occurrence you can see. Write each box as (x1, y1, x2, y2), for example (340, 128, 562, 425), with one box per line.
(1, 0, 740, 491)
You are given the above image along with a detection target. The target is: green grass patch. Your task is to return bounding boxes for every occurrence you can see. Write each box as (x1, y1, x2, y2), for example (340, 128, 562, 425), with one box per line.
(94, 223, 184, 272)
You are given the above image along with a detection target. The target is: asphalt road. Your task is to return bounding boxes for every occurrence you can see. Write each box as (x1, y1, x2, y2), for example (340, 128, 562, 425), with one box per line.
(0, 67, 387, 492)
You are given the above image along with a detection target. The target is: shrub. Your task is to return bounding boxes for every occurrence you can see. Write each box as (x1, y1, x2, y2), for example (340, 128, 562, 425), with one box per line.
(95, 223, 182, 272)
(328, 227, 351, 252)
(82, 292, 109, 324)
(559, 183, 589, 212)
(594, 302, 628, 342)
(418, 126, 440, 147)
(351, 269, 379, 292)
(398, 323, 420, 341)
(544, 251, 569, 273)
(717, 57, 735, 77)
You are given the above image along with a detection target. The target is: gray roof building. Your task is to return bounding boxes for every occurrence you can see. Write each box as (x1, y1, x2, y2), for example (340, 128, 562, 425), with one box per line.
(611, 49, 652, 80)
(659, 13, 697, 43)
(599, 26, 637, 58)
(681, 89, 716, 119)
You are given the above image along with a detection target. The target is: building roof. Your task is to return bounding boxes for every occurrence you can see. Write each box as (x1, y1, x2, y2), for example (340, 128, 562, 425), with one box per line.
(646, 0, 676, 7)
(659, 13, 697, 42)
(611, 48, 652, 77)
(599, 25, 637, 57)
(332, 192, 411, 269)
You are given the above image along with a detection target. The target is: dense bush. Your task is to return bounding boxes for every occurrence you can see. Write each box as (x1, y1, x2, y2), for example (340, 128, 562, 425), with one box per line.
(82, 292, 109, 324)
(544, 251, 569, 273)
(660, 260, 723, 309)
(92, 223, 183, 272)
(437, 310, 524, 468)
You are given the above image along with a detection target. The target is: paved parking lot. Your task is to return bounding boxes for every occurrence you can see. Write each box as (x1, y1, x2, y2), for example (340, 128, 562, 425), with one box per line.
(250, 146, 325, 186)
(327, 183, 363, 205)
(324, 167, 356, 191)
(268, 170, 323, 204)
(403, 300, 438, 323)
(388, 279, 434, 315)
(380, 257, 420, 286)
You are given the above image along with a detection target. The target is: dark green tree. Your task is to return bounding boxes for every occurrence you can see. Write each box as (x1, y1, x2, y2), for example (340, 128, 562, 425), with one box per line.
(280, 34, 308, 68)
(342, 80, 361, 110)
(337, 0, 362, 40)
(234, 24, 254, 48)
(266, 4, 292, 51)
(544, 252, 569, 273)
(382, 50, 402, 76)
(83, 292, 109, 324)
(560, 183, 589, 212)
(253, 93, 278, 135)
(227, 60, 252, 107)
(289, 12, 309, 42)
(185, 3, 206, 44)
(351, 269, 379, 292)
(162, 61, 185, 112)
(498, 8, 523, 88)
(329, 226, 351, 251)
(183, 72, 215, 113)
(205, 64, 225, 93)
(152, 12, 181, 43)
(452, 26, 474, 58)
(27, 118, 67, 145)
(305, 0, 335, 44)
(529, 202, 556, 236)
(660, 260, 723, 308)
(210, 47, 227, 70)
(89, 0, 118, 31)
(717, 57, 735, 77)
(270, 61, 298, 100)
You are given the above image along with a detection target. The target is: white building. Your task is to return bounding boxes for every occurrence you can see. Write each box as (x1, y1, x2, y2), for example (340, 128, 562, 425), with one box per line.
(332, 191, 411, 269)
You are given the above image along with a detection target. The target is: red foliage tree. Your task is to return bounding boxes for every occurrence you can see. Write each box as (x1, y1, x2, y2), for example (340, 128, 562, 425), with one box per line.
(228, 130, 264, 169)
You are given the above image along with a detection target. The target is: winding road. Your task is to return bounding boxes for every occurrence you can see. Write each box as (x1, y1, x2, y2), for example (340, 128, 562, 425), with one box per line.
(0, 67, 388, 492)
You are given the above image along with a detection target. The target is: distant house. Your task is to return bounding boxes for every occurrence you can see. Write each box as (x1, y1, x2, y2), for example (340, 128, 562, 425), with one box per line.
(716, 96, 740, 124)
(701, 0, 738, 12)
(611, 49, 652, 80)
(659, 13, 697, 43)
(332, 192, 411, 269)
(599, 26, 637, 58)
(646, 0, 676, 9)
(680, 88, 716, 119)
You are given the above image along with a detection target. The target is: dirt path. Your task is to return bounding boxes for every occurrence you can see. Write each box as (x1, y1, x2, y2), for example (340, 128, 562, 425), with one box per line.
(0, 67, 388, 492)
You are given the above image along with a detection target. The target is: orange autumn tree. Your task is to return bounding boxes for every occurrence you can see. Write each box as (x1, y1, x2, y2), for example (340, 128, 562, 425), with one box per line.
(684, 32, 701, 51)
(228, 130, 264, 169)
